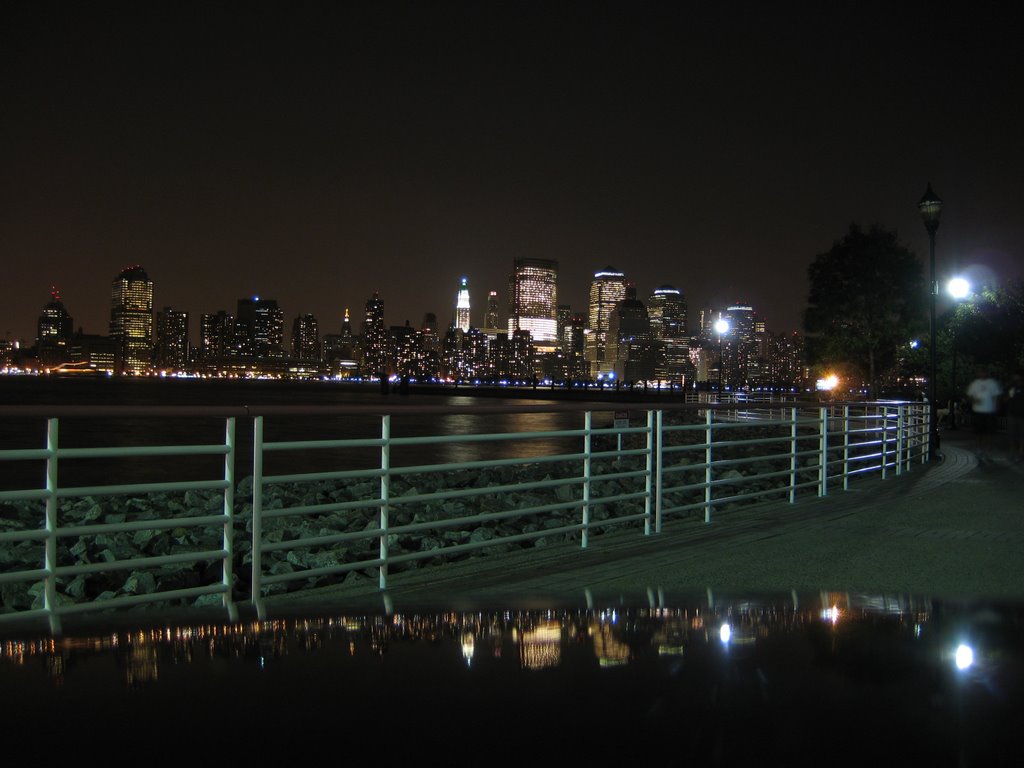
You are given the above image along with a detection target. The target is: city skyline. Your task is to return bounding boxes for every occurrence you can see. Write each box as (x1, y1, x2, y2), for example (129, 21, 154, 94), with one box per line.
(3, 5, 1022, 345)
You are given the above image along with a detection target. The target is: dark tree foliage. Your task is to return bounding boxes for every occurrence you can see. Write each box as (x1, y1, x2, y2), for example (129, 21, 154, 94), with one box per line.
(804, 224, 926, 396)
(947, 281, 1024, 379)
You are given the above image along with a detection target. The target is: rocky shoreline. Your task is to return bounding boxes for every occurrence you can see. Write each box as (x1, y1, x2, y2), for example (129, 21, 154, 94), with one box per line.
(2, 426, 827, 613)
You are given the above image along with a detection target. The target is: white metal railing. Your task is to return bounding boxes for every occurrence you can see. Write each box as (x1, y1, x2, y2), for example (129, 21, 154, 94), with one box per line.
(0, 400, 930, 627)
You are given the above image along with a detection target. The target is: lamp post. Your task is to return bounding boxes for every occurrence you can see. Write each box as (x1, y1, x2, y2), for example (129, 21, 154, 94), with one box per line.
(713, 317, 730, 397)
(919, 182, 943, 459)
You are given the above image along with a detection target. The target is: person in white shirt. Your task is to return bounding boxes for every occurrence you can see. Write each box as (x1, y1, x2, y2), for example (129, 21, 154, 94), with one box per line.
(966, 367, 1003, 455)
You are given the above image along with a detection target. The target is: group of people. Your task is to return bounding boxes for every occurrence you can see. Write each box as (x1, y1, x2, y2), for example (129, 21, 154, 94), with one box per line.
(964, 368, 1024, 459)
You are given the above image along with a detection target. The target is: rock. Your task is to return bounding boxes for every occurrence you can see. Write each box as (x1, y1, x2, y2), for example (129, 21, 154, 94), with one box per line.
(469, 527, 495, 543)
(122, 571, 157, 595)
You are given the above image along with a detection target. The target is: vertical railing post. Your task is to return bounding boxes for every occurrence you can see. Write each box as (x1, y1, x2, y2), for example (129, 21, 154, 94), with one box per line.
(880, 406, 889, 480)
(704, 407, 713, 523)
(251, 416, 264, 617)
(654, 409, 663, 534)
(581, 411, 591, 549)
(896, 405, 905, 475)
(789, 407, 798, 504)
(222, 417, 236, 619)
(643, 410, 653, 536)
(818, 407, 828, 497)
(379, 415, 391, 590)
(44, 418, 61, 635)
(842, 405, 850, 491)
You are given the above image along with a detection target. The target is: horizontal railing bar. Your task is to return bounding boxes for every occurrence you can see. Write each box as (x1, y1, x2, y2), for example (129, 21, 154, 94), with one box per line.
(0, 529, 49, 543)
(384, 523, 586, 566)
(55, 515, 230, 538)
(0, 489, 50, 502)
(259, 556, 385, 586)
(262, 467, 386, 485)
(0, 449, 51, 461)
(0, 567, 49, 584)
(54, 584, 229, 616)
(57, 444, 231, 459)
(55, 479, 230, 498)
(55, 549, 229, 577)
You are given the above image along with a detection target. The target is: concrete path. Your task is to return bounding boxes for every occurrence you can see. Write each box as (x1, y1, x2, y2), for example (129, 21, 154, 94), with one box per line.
(278, 430, 1023, 612)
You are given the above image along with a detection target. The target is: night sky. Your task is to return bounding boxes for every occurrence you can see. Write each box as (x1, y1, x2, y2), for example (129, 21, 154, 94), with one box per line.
(3, 2, 1022, 345)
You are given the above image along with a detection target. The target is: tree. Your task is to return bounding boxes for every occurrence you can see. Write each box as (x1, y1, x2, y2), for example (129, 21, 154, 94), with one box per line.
(946, 281, 1024, 381)
(804, 223, 926, 396)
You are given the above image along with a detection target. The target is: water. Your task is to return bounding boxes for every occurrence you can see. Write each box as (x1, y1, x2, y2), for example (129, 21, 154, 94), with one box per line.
(0, 377, 616, 490)
(1, 595, 1020, 764)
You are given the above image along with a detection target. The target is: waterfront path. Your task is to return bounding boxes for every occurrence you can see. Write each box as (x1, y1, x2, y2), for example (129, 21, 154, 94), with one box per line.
(282, 430, 1024, 611)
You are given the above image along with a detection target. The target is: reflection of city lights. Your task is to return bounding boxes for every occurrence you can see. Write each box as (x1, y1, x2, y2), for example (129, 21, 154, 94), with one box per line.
(719, 623, 731, 645)
(955, 644, 974, 671)
(461, 632, 474, 667)
(820, 605, 840, 624)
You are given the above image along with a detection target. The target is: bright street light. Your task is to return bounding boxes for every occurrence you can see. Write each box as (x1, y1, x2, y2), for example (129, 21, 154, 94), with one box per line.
(947, 276, 970, 300)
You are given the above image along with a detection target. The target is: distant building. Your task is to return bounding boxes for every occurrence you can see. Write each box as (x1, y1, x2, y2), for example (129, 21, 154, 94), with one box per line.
(109, 265, 154, 375)
(508, 258, 558, 348)
(236, 297, 284, 359)
(647, 285, 689, 384)
(455, 277, 471, 333)
(37, 288, 74, 367)
(587, 266, 628, 377)
(322, 309, 358, 377)
(360, 292, 389, 376)
(154, 307, 190, 371)
(200, 310, 235, 367)
(607, 293, 656, 383)
(291, 313, 320, 362)
(484, 290, 500, 333)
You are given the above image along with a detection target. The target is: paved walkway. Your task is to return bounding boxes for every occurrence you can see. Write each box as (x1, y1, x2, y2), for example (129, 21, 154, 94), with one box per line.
(278, 430, 1024, 612)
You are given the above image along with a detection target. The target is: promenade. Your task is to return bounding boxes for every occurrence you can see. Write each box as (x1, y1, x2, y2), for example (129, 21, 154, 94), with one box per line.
(285, 429, 1024, 612)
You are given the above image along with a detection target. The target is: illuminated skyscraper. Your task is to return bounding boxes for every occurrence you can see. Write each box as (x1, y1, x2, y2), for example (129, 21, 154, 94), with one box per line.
(586, 266, 628, 377)
(360, 292, 389, 376)
(109, 265, 154, 375)
(508, 258, 558, 348)
(648, 285, 689, 383)
(37, 288, 74, 366)
(236, 297, 284, 359)
(484, 290, 500, 333)
(154, 307, 189, 371)
(455, 277, 471, 332)
(200, 310, 234, 364)
(291, 313, 320, 362)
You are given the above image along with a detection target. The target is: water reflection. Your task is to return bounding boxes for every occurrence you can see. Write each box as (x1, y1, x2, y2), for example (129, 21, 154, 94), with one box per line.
(2, 594, 1021, 764)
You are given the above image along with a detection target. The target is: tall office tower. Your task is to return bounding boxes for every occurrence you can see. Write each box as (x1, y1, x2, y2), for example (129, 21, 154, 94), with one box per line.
(455, 277, 471, 332)
(722, 303, 758, 388)
(292, 313, 320, 362)
(606, 296, 656, 382)
(648, 285, 689, 384)
(562, 312, 589, 380)
(586, 266, 628, 377)
(236, 297, 284, 359)
(697, 307, 718, 340)
(109, 265, 154, 375)
(360, 292, 389, 376)
(37, 288, 74, 366)
(200, 311, 235, 363)
(154, 307, 190, 371)
(322, 308, 358, 377)
(507, 257, 558, 347)
(484, 290, 500, 332)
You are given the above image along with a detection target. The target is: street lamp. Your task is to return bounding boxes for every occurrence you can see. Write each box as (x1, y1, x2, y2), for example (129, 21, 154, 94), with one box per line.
(919, 182, 943, 459)
(713, 317, 730, 396)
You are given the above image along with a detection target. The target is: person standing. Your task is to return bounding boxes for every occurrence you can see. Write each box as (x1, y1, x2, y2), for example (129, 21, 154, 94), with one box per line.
(966, 367, 1003, 457)
(1007, 370, 1024, 461)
